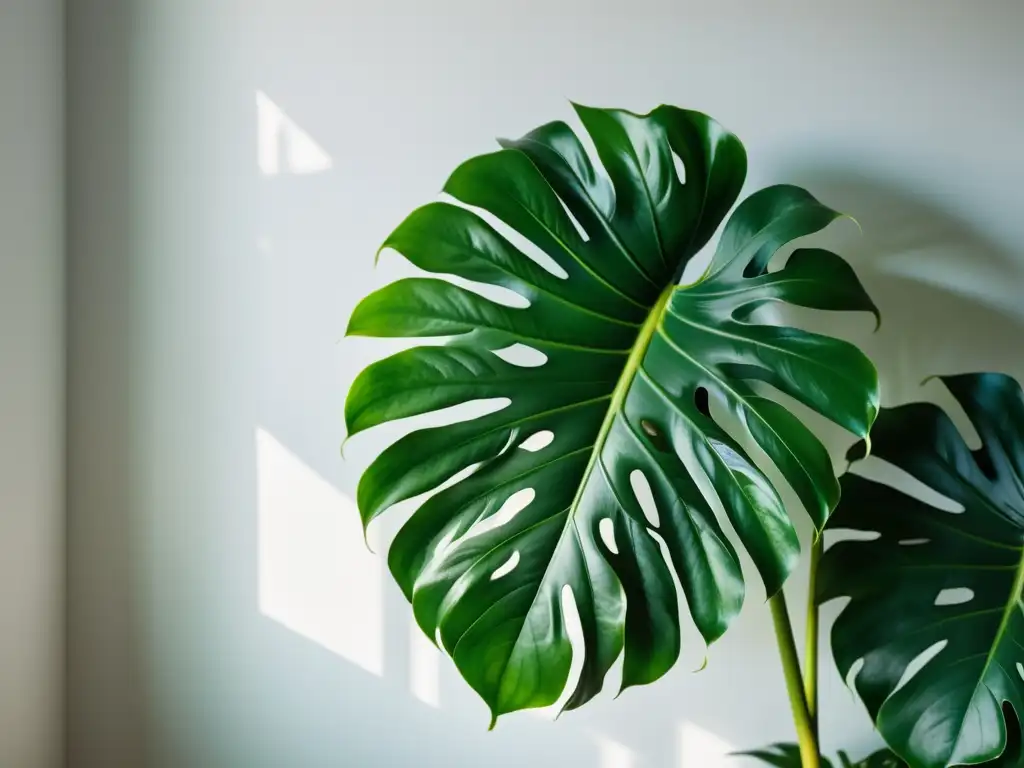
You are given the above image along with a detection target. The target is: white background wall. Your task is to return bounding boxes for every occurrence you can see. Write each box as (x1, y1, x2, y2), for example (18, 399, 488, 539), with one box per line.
(0, 1, 64, 766)
(67, 2, 1024, 766)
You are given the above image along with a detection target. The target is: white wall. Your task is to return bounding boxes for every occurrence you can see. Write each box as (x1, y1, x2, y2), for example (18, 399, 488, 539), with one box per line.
(67, 1, 1024, 766)
(0, 1, 64, 766)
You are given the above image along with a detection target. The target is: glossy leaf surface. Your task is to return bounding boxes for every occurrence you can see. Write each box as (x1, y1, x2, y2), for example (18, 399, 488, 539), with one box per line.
(821, 374, 1024, 768)
(347, 104, 879, 723)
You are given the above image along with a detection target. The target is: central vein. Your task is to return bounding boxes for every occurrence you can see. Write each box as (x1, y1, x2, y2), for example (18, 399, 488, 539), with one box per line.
(565, 282, 676, 518)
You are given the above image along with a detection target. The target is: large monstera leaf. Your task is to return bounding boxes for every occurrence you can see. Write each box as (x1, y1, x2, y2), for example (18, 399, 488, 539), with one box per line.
(346, 104, 879, 723)
(820, 374, 1024, 768)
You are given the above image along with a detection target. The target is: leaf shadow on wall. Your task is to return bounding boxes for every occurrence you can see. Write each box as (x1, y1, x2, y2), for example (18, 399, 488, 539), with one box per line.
(786, 167, 1024, 407)
(772, 167, 1024, 762)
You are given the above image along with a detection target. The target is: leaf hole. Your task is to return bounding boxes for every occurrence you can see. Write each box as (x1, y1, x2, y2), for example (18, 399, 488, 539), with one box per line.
(550, 584, 585, 715)
(492, 343, 548, 368)
(441, 275, 531, 309)
(934, 587, 974, 606)
(898, 538, 930, 546)
(974, 446, 999, 483)
(461, 487, 535, 541)
(844, 657, 864, 690)
(442, 194, 570, 280)
(825, 529, 882, 545)
(497, 429, 518, 458)
(519, 430, 554, 452)
(928, 379, 984, 451)
(373, 398, 511, 439)
(433, 527, 460, 558)
(556, 193, 591, 243)
(490, 550, 520, 581)
(693, 386, 710, 418)
(670, 150, 687, 186)
(639, 418, 670, 449)
(891, 640, 948, 696)
(571, 117, 616, 215)
(851, 458, 966, 514)
(598, 518, 619, 555)
(1016, 662, 1024, 682)
(629, 469, 660, 527)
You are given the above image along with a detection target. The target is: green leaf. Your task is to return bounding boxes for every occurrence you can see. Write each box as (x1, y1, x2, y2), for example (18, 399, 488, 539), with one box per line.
(736, 743, 824, 768)
(820, 373, 1024, 768)
(736, 743, 907, 768)
(346, 104, 879, 723)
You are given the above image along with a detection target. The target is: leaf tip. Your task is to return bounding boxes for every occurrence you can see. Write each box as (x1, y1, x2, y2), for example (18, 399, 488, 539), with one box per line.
(343, 314, 360, 338)
(843, 212, 864, 236)
(362, 525, 376, 555)
(342, 407, 366, 445)
(568, 100, 594, 121)
(357, 494, 379, 553)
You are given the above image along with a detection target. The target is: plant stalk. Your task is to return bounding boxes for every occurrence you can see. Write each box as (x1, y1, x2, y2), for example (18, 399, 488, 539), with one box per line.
(770, 590, 820, 768)
(804, 536, 822, 740)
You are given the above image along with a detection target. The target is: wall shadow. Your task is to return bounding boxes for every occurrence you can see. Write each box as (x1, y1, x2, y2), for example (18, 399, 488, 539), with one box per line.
(66, 0, 146, 764)
(787, 167, 1024, 405)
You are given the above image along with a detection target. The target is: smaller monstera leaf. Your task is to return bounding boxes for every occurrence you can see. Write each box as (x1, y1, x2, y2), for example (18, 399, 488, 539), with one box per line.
(820, 374, 1024, 768)
(737, 743, 907, 768)
(347, 104, 879, 724)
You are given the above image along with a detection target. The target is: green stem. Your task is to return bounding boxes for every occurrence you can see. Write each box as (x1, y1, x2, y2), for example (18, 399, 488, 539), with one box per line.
(770, 590, 820, 768)
(804, 537, 822, 739)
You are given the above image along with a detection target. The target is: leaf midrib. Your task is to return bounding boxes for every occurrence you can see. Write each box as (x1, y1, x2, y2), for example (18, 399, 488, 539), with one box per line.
(513, 136, 661, 290)
(474, 283, 675, 713)
(507, 196, 650, 310)
(931, 540, 1024, 764)
(609, 131, 671, 274)
(564, 284, 676, 527)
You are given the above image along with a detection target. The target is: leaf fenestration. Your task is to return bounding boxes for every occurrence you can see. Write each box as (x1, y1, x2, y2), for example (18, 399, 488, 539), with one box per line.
(821, 373, 1024, 768)
(347, 104, 879, 723)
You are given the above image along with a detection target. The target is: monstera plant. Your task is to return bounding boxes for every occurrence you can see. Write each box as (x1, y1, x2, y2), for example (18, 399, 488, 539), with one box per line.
(819, 373, 1024, 768)
(343, 102, 1023, 768)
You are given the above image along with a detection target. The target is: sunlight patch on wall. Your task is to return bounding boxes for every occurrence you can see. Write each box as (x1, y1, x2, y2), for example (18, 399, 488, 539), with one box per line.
(256, 91, 333, 176)
(409, 618, 441, 708)
(679, 721, 734, 767)
(256, 427, 382, 675)
(596, 735, 635, 768)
